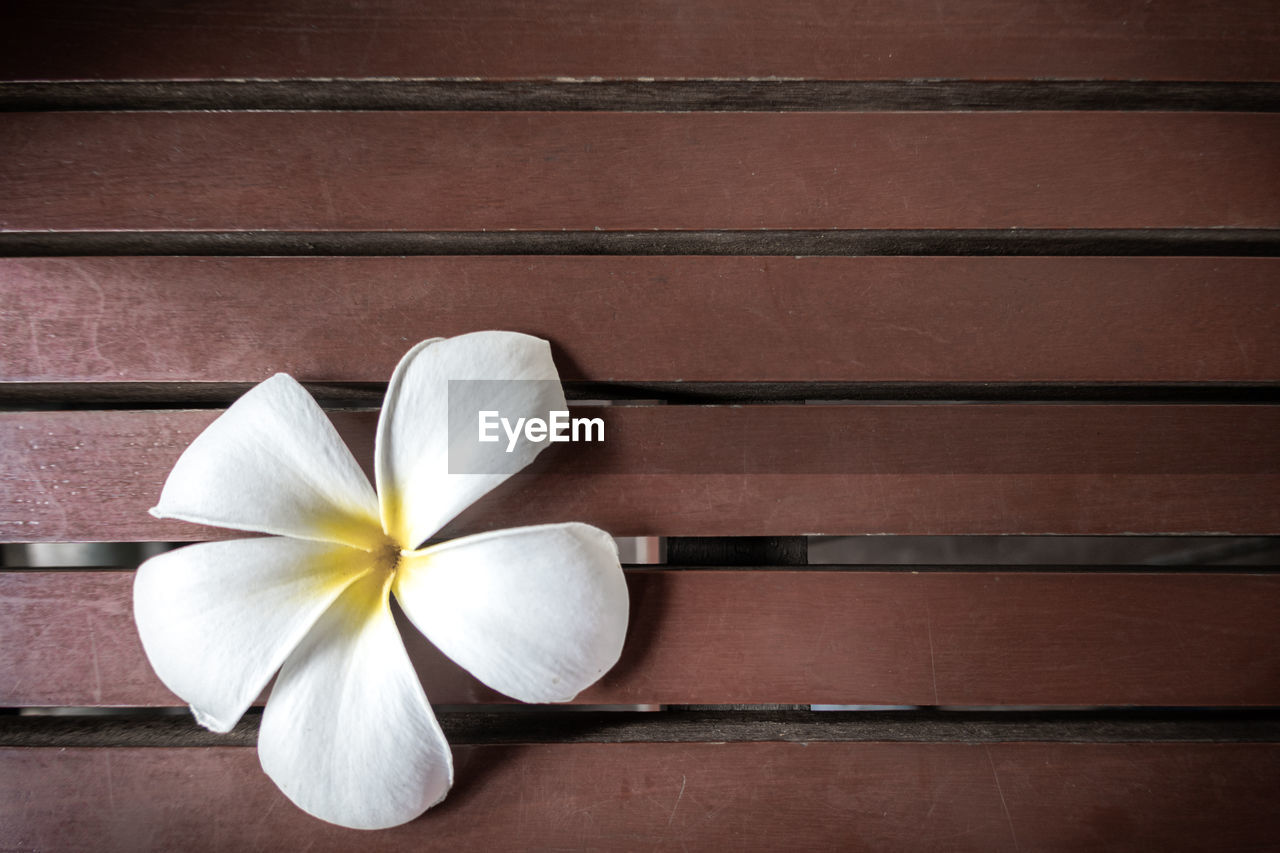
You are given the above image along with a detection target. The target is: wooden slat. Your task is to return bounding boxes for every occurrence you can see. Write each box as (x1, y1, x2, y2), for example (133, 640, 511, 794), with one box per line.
(3, 113, 1278, 232)
(2, 257, 1277, 384)
(1, 0, 1277, 82)
(2, 406, 1276, 540)
(3, 743, 1277, 850)
(5, 570, 1279, 707)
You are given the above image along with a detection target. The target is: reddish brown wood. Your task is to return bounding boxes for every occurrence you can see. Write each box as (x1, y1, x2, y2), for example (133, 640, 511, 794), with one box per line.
(4, 570, 1279, 707)
(3, 113, 1278, 231)
(2, 406, 1276, 541)
(3, 257, 1277, 384)
(2, 743, 1277, 850)
(1, 0, 1276, 82)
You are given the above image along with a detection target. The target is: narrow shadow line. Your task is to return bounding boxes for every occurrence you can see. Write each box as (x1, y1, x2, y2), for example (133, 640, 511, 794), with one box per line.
(2, 229, 1278, 258)
(2, 79, 1278, 112)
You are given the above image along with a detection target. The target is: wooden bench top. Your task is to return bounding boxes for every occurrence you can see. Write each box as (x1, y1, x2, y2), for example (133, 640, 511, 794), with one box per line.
(1, 1, 1278, 849)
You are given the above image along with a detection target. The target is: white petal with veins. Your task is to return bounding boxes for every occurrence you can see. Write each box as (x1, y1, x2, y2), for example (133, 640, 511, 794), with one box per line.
(375, 332, 566, 549)
(394, 522, 629, 703)
(133, 537, 373, 733)
(259, 568, 453, 830)
(152, 373, 384, 550)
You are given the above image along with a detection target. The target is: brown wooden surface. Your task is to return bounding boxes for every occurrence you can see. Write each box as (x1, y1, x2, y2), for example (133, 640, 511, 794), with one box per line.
(3, 256, 1277, 384)
(5, 570, 1278, 707)
(3, 406, 1276, 540)
(3, 743, 1277, 851)
(3, 2, 1276, 848)
(2, 0, 1277, 82)
(3, 113, 1278, 232)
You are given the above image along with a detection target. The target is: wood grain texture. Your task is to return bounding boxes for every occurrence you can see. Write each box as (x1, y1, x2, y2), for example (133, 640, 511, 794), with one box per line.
(3, 743, 1277, 851)
(1, 0, 1277, 82)
(3, 113, 1278, 232)
(3, 257, 1278, 384)
(2, 406, 1277, 540)
(5, 570, 1279, 707)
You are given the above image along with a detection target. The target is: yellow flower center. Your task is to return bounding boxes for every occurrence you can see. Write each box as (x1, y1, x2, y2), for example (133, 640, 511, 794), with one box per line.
(373, 537, 403, 576)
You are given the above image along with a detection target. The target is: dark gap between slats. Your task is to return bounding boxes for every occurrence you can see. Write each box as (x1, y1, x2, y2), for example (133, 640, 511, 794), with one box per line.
(666, 564, 1280, 574)
(2, 80, 1278, 112)
(9, 563, 1277, 574)
(2, 382, 1279, 410)
(2, 709, 1278, 747)
(807, 535, 1280, 568)
(3, 229, 1278, 257)
(6, 538, 1279, 569)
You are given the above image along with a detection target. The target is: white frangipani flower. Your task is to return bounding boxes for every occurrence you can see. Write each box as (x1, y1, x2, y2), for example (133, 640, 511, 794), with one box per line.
(133, 331, 629, 830)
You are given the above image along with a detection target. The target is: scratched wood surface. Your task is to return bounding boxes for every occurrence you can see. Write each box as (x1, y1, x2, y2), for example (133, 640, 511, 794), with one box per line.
(2, 113, 1278, 232)
(4, 570, 1279, 708)
(2, 0, 1277, 82)
(3, 406, 1276, 541)
(3, 743, 1278, 851)
(3, 257, 1277, 384)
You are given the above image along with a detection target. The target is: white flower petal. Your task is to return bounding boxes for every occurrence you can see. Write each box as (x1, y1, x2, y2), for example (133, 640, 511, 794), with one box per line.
(375, 332, 566, 549)
(394, 522, 629, 703)
(152, 373, 384, 550)
(133, 537, 373, 733)
(259, 569, 453, 830)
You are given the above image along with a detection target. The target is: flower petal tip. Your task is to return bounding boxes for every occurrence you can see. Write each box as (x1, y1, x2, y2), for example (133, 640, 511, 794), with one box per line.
(190, 704, 235, 734)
